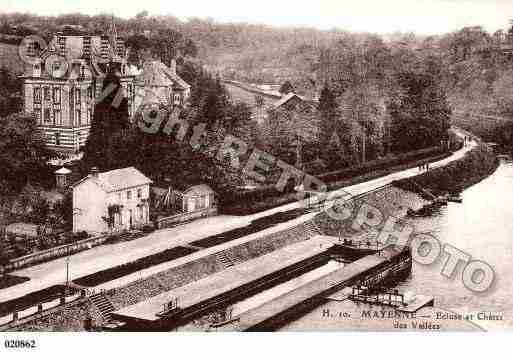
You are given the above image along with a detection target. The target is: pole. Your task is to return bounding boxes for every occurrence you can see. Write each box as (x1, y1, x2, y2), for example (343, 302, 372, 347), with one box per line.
(65, 246, 70, 294)
(362, 121, 366, 164)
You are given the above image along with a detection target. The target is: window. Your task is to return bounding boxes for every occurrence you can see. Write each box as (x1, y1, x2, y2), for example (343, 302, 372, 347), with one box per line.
(87, 86, 92, 99)
(51, 61, 61, 76)
(196, 195, 206, 210)
(43, 87, 50, 101)
(53, 109, 61, 125)
(127, 191, 131, 200)
(44, 108, 51, 123)
(137, 189, 142, 198)
(75, 88, 81, 105)
(53, 87, 61, 104)
(55, 132, 61, 146)
(173, 93, 181, 104)
(34, 87, 41, 104)
(75, 109, 81, 126)
(34, 110, 41, 124)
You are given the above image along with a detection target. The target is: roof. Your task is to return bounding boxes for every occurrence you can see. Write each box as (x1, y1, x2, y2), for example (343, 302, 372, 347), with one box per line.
(183, 184, 215, 197)
(161, 62, 191, 90)
(273, 92, 305, 108)
(135, 60, 190, 90)
(73, 167, 152, 192)
(55, 167, 72, 175)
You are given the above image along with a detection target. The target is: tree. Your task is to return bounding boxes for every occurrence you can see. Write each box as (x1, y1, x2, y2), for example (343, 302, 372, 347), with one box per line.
(0, 113, 53, 192)
(508, 20, 513, 44)
(0, 68, 23, 117)
(82, 64, 130, 172)
(318, 85, 339, 147)
(279, 81, 295, 95)
(53, 191, 73, 230)
(388, 71, 451, 153)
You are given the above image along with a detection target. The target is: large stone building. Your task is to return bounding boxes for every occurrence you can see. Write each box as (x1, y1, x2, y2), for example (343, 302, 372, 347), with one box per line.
(72, 167, 152, 234)
(21, 29, 191, 154)
(21, 30, 136, 153)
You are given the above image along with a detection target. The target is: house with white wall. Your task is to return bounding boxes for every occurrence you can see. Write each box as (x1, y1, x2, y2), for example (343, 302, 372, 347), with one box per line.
(72, 167, 152, 234)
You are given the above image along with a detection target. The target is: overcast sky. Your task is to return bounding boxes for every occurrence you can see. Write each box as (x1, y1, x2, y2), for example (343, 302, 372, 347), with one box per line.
(2, 0, 513, 35)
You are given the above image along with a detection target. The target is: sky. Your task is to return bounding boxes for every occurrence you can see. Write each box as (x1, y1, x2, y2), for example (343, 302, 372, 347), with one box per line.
(1, 0, 513, 35)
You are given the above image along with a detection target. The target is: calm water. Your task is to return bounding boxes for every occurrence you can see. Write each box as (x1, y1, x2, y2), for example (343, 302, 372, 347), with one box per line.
(397, 157, 513, 329)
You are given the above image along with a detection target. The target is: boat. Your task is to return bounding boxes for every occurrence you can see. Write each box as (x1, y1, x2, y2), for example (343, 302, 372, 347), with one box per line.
(448, 194, 462, 203)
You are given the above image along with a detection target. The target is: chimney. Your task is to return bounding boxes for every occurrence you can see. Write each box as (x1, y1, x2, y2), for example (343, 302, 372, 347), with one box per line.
(170, 59, 176, 75)
(90, 167, 99, 178)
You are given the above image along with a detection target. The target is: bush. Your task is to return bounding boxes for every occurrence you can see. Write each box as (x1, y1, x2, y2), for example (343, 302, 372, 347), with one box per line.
(141, 224, 155, 233)
(219, 146, 448, 215)
(74, 231, 89, 241)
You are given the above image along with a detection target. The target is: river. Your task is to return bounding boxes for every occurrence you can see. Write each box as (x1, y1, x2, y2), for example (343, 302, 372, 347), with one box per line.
(396, 156, 513, 330)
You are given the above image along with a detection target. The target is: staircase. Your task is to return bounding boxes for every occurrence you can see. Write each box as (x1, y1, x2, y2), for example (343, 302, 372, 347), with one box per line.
(303, 221, 320, 238)
(89, 293, 116, 322)
(216, 250, 235, 268)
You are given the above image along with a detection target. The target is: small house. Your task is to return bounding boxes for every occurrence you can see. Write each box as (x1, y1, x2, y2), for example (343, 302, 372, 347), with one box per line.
(153, 184, 217, 229)
(72, 167, 152, 234)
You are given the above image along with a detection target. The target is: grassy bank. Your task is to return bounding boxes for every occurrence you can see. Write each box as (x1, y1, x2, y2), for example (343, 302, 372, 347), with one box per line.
(394, 144, 499, 197)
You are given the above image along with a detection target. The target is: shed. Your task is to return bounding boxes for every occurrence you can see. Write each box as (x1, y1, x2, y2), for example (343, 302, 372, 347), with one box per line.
(5, 222, 39, 240)
(181, 185, 216, 213)
(55, 167, 72, 188)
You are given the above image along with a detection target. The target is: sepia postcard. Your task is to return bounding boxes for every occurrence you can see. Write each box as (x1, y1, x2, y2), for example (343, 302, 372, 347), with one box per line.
(0, 0, 513, 356)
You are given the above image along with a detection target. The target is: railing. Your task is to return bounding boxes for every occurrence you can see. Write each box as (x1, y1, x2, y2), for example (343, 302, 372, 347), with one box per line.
(1, 234, 108, 273)
(156, 207, 218, 229)
(0, 290, 85, 329)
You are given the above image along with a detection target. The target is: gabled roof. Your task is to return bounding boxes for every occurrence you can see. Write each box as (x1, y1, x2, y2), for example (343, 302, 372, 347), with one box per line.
(73, 167, 152, 192)
(161, 63, 191, 90)
(273, 92, 305, 108)
(135, 60, 191, 90)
